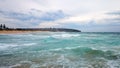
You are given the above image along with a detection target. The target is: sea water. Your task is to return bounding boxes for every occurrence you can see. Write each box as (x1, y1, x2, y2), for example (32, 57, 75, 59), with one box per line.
(0, 32, 120, 68)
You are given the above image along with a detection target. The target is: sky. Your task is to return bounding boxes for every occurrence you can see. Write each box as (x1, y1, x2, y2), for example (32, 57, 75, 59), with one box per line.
(0, 0, 120, 32)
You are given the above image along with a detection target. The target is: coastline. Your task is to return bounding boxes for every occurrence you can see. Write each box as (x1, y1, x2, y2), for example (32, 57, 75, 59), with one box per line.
(0, 30, 49, 34)
(0, 28, 81, 34)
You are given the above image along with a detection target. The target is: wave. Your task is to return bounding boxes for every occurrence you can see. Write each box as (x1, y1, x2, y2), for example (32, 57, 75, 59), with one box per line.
(0, 43, 36, 50)
(51, 33, 80, 39)
(7, 54, 120, 68)
(50, 46, 120, 60)
(0, 43, 19, 50)
(23, 43, 37, 46)
(0, 32, 120, 68)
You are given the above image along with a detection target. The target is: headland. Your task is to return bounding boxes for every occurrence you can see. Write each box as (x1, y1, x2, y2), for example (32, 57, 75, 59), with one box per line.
(0, 24, 81, 34)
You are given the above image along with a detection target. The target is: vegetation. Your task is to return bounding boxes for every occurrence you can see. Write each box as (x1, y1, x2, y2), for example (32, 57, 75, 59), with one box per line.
(0, 24, 9, 30)
(0, 24, 81, 32)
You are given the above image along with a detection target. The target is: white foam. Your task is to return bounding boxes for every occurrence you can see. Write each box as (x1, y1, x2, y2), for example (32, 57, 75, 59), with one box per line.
(23, 43, 36, 46)
(9, 61, 33, 68)
(50, 48, 63, 51)
(0, 43, 36, 50)
(20, 60, 33, 64)
(51, 33, 80, 39)
(0, 43, 19, 50)
(65, 46, 82, 50)
(10, 64, 21, 68)
(107, 59, 120, 68)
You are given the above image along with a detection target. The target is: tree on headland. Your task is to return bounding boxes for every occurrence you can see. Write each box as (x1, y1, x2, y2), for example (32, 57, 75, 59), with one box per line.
(0, 24, 9, 30)
(0, 24, 2, 28)
(3, 24, 6, 29)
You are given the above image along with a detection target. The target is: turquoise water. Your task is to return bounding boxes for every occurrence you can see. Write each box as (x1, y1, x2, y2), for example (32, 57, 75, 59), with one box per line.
(0, 32, 120, 68)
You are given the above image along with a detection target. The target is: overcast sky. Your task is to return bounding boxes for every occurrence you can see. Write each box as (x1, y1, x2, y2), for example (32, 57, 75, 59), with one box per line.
(0, 0, 120, 32)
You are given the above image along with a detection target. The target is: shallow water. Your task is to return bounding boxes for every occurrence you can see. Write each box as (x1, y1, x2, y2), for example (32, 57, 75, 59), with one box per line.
(0, 32, 120, 68)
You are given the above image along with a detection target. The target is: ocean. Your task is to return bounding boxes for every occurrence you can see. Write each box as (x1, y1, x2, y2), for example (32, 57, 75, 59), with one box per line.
(0, 32, 120, 68)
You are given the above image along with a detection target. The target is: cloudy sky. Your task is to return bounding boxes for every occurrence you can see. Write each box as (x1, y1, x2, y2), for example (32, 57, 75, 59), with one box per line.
(0, 0, 120, 32)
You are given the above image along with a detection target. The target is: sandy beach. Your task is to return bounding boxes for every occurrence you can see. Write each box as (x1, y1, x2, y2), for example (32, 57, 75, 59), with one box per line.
(0, 30, 47, 34)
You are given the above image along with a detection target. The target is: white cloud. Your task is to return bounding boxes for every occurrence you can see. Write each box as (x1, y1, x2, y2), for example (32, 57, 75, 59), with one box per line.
(0, 0, 120, 14)
(39, 22, 61, 28)
(0, 0, 120, 31)
(45, 0, 120, 15)
(39, 11, 120, 28)
(0, 0, 47, 13)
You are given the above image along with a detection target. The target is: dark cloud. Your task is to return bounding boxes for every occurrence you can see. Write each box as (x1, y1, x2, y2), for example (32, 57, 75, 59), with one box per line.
(105, 10, 120, 24)
(0, 10, 33, 21)
(0, 9, 68, 28)
(107, 10, 120, 15)
(0, 10, 67, 21)
(39, 10, 67, 21)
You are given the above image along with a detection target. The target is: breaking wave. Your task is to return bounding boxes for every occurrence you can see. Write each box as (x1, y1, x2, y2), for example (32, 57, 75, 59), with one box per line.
(0, 32, 120, 68)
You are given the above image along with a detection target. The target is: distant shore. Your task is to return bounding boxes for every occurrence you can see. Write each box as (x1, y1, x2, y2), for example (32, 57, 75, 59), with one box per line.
(0, 28, 81, 34)
(0, 30, 49, 34)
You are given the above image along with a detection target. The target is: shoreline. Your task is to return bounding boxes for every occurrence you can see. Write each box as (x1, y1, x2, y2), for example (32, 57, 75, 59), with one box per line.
(0, 30, 49, 34)
(0, 28, 81, 34)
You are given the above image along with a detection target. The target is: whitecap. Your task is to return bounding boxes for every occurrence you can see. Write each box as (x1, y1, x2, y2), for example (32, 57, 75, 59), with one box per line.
(50, 48, 63, 51)
(0, 43, 19, 50)
(51, 33, 80, 39)
(23, 43, 37, 46)
(0, 43, 36, 50)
